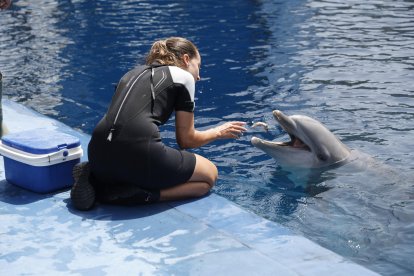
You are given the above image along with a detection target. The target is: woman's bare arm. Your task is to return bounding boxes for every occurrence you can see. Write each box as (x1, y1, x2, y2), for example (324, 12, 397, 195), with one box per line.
(175, 111, 247, 149)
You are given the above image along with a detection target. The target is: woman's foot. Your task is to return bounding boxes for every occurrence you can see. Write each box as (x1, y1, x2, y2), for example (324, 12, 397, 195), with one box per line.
(97, 183, 160, 205)
(70, 162, 96, 211)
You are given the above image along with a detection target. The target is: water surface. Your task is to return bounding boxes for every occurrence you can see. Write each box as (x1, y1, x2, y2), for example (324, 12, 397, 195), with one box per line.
(1, 1, 413, 275)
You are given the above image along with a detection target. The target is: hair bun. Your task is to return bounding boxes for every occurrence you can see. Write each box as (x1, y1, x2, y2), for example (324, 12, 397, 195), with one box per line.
(146, 37, 198, 67)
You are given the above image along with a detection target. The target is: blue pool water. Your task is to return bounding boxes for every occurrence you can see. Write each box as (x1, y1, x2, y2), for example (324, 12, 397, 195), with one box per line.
(1, 0, 413, 275)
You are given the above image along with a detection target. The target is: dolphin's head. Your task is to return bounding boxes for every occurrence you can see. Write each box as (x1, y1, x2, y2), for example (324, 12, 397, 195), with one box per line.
(251, 110, 350, 169)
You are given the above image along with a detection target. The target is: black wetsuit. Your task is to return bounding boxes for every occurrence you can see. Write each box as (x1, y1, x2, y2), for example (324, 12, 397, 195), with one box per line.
(88, 64, 196, 203)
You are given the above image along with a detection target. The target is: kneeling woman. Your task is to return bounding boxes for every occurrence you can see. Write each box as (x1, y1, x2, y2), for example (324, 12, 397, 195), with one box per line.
(71, 37, 246, 210)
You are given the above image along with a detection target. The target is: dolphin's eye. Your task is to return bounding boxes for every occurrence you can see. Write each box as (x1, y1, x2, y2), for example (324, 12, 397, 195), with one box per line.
(317, 154, 327, 161)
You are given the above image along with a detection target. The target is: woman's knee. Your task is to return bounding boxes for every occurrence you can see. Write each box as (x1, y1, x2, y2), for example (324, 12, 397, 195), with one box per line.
(195, 182, 213, 197)
(191, 154, 218, 187)
(206, 161, 218, 187)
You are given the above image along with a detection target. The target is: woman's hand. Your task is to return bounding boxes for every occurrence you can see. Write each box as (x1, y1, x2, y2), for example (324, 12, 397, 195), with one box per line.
(214, 121, 247, 139)
(176, 111, 247, 149)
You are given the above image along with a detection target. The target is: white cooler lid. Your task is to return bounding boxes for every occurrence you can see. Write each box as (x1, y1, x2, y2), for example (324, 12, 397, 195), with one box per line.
(0, 129, 83, 166)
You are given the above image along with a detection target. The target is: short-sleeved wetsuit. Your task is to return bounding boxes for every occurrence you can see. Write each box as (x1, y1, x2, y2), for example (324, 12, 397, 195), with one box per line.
(88, 64, 196, 199)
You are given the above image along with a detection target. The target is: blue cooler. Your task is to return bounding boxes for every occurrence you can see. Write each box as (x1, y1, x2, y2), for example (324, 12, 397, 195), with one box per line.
(0, 129, 83, 193)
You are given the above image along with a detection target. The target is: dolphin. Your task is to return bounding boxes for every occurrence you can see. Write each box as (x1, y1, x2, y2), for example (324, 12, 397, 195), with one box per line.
(251, 110, 351, 169)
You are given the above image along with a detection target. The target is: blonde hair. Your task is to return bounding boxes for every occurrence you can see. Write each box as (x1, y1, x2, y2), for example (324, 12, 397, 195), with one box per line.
(146, 37, 199, 67)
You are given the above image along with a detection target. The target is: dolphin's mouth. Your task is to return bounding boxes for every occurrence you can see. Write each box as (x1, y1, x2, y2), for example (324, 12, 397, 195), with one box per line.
(256, 134, 310, 151)
(287, 134, 311, 151)
(272, 110, 311, 151)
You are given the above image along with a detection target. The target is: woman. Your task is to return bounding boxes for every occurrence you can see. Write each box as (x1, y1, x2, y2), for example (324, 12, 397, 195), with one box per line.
(71, 37, 246, 210)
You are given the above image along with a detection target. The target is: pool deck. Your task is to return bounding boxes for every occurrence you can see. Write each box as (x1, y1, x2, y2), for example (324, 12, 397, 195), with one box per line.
(0, 99, 379, 275)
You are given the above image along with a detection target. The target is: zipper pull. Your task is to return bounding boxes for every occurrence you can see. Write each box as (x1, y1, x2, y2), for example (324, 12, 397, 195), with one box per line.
(107, 127, 115, 141)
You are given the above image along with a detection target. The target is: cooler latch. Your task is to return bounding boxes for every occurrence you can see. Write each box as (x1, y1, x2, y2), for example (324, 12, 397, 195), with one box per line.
(47, 144, 69, 163)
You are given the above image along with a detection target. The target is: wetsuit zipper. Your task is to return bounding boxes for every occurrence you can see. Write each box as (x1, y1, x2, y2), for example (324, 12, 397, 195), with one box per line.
(107, 67, 151, 141)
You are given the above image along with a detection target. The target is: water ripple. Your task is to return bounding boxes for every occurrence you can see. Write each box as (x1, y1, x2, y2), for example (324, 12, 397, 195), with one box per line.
(1, 0, 414, 275)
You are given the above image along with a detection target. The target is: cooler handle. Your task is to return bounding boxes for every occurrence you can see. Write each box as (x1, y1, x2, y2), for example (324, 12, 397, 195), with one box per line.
(57, 144, 68, 150)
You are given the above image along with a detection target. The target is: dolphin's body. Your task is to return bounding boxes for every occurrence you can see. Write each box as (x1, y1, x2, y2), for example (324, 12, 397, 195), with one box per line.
(251, 110, 351, 169)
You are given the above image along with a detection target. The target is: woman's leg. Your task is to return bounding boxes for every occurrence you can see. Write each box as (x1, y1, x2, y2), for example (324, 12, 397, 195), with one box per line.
(159, 154, 218, 201)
